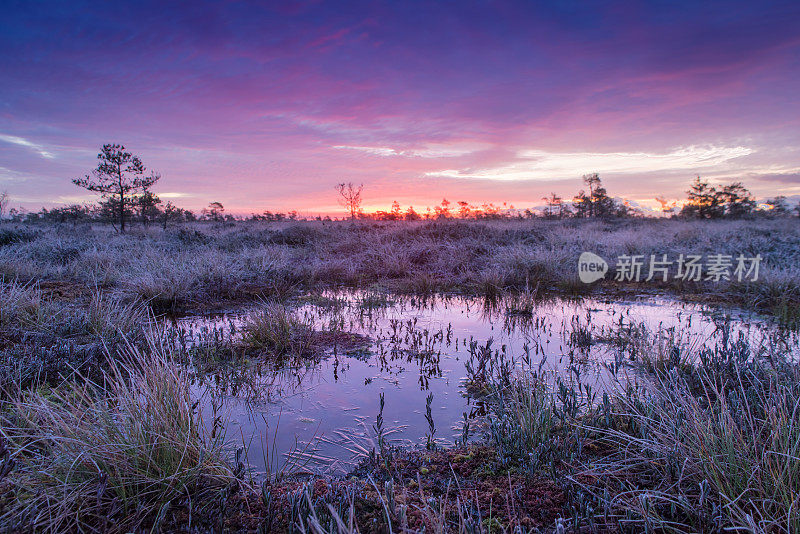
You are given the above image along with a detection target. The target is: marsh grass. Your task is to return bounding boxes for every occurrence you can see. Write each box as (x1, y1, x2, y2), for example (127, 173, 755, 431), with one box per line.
(3, 218, 798, 316)
(86, 290, 150, 342)
(271, 447, 566, 534)
(0, 281, 49, 332)
(0, 227, 38, 247)
(1, 280, 150, 341)
(0, 291, 795, 532)
(503, 280, 541, 316)
(0, 280, 157, 392)
(487, 374, 559, 468)
(239, 303, 320, 357)
(582, 353, 800, 532)
(1, 217, 800, 531)
(0, 339, 242, 532)
(357, 287, 394, 311)
(476, 316, 800, 532)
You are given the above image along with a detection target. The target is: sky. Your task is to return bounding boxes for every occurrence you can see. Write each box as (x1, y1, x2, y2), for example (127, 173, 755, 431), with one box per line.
(1, 0, 799, 216)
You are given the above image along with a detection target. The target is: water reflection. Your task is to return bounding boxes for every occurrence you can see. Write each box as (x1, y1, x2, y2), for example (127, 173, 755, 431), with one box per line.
(173, 291, 799, 476)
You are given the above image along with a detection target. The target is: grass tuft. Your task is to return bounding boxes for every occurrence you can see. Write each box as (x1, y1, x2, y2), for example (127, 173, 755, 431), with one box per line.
(0, 338, 241, 532)
(239, 303, 319, 357)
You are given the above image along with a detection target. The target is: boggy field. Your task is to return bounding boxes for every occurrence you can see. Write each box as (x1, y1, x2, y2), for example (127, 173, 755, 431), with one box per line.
(2, 217, 799, 309)
(1, 217, 800, 533)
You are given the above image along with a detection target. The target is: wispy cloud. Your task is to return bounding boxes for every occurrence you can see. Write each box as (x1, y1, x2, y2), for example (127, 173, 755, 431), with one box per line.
(0, 134, 55, 159)
(334, 145, 399, 156)
(333, 143, 482, 158)
(159, 192, 194, 199)
(0, 166, 28, 183)
(426, 145, 754, 181)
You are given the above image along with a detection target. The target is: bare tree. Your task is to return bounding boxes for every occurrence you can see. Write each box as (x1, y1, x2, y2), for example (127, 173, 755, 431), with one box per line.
(542, 192, 562, 219)
(336, 182, 363, 219)
(0, 191, 8, 223)
(73, 144, 159, 232)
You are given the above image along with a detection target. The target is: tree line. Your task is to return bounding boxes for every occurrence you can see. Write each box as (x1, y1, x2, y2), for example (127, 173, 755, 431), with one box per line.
(354, 173, 799, 221)
(678, 176, 795, 219)
(1, 144, 797, 228)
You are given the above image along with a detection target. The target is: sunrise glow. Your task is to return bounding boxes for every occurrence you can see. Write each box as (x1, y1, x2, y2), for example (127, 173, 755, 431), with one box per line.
(1, 1, 799, 216)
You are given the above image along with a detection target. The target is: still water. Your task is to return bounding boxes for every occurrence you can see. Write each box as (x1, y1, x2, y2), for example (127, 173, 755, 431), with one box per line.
(174, 291, 796, 476)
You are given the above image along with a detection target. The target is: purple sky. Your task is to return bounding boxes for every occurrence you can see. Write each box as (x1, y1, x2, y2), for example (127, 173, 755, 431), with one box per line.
(1, 0, 799, 215)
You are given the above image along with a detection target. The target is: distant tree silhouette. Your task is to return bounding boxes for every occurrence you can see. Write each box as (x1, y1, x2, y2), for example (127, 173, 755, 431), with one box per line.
(98, 195, 133, 225)
(203, 201, 225, 221)
(135, 191, 162, 226)
(573, 174, 615, 218)
(434, 198, 451, 218)
(471, 202, 502, 219)
(160, 202, 181, 229)
(390, 201, 402, 220)
(681, 177, 722, 219)
(719, 182, 756, 217)
(404, 206, 421, 221)
(680, 177, 755, 218)
(336, 182, 364, 219)
(34, 204, 94, 226)
(542, 193, 565, 219)
(584, 173, 601, 216)
(73, 144, 159, 232)
(764, 196, 789, 215)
